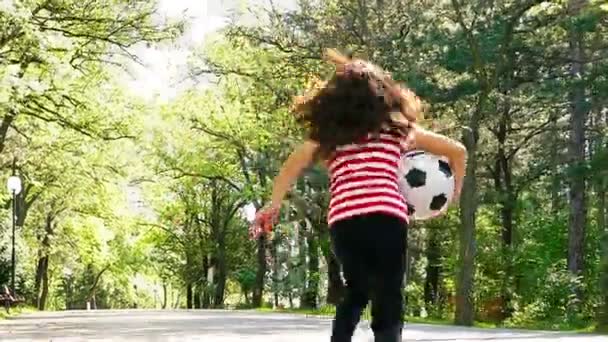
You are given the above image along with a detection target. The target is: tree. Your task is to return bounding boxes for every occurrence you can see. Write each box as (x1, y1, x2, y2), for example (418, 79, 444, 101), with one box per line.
(0, 0, 182, 153)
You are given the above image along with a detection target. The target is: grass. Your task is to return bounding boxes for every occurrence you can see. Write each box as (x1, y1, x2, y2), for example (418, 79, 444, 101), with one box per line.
(502, 320, 598, 334)
(0, 305, 36, 320)
(257, 306, 463, 326)
(256, 306, 459, 325)
(255, 306, 601, 334)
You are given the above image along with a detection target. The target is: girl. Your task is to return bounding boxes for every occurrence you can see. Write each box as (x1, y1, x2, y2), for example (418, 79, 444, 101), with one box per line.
(250, 49, 467, 342)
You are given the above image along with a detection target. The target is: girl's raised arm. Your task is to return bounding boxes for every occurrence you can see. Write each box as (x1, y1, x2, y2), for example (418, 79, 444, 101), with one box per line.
(250, 139, 319, 238)
(268, 139, 320, 207)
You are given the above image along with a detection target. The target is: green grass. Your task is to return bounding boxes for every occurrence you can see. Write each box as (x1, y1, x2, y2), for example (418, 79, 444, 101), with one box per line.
(502, 320, 597, 334)
(255, 307, 601, 333)
(0, 305, 36, 320)
(257, 306, 335, 316)
(256, 306, 463, 326)
(256, 306, 458, 325)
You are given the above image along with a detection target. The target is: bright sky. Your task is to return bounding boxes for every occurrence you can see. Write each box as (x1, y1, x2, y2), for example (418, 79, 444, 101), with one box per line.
(125, 0, 230, 102)
(125, 0, 297, 102)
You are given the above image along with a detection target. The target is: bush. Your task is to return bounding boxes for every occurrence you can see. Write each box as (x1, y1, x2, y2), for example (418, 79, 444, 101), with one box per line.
(505, 263, 588, 329)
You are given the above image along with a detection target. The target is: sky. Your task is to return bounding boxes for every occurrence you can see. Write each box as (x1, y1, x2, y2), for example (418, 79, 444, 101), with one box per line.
(124, 0, 232, 102)
(124, 0, 297, 102)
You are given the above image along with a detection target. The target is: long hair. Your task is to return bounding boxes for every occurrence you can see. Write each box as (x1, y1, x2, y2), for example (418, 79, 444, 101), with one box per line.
(291, 49, 423, 158)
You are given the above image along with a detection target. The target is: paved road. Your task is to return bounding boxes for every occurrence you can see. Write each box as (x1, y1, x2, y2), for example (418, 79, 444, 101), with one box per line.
(0, 310, 605, 342)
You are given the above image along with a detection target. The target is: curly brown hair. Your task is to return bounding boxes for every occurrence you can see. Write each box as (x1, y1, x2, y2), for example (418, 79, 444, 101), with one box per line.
(292, 52, 421, 159)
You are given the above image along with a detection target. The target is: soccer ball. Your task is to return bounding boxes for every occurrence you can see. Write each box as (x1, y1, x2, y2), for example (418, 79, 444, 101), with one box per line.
(398, 150, 454, 220)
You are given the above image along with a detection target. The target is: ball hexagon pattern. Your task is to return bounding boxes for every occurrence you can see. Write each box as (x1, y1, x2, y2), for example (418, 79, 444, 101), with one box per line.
(397, 150, 455, 220)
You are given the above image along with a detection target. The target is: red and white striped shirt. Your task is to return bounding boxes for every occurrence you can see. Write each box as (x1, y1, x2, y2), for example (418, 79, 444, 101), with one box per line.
(326, 130, 410, 226)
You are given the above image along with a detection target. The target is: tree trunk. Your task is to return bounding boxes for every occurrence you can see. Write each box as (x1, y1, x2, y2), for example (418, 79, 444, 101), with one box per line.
(500, 186, 516, 320)
(271, 236, 280, 308)
(252, 237, 267, 307)
(326, 250, 344, 305)
(213, 249, 227, 308)
(594, 105, 608, 331)
(492, 107, 516, 320)
(0, 110, 16, 155)
(550, 111, 562, 214)
(597, 157, 608, 331)
(186, 283, 193, 309)
(316, 217, 343, 305)
(39, 263, 49, 311)
(174, 292, 181, 309)
(455, 111, 482, 326)
(566, 0, 588, 305)
(197, 224, 208, 309)
(298, 222, 308, 308)
(36, 213, 53, 310)
(302, 232, 320, 309)
(288, 291, 294, 308)
(274, 287, 280, 309)
(35, 256, 49, 310)
(424, 228, 441, 315)
(404, 232, 414, 315)
(244, 290, 250, 305)
(162, 282, 168, 309)
(202, 255, 211, 308)
(34, 255, 45, 307)
(65, 276, 73, 310)
(86, 265, 110, 305)
(407, 233, 423, 317)
(194, 285, 201, 309)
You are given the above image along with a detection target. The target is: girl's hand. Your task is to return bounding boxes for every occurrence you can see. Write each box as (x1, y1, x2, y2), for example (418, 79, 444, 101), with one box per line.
(248, 204, 280, 239)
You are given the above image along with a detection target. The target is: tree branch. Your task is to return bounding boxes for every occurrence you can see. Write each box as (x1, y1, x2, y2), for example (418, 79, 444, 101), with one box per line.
(156, 166, 241, 192)
(450, 0, 488, 86)
(138, 222, 186, 247)
(506, 117, 555, 160)
(22, 101, 134, 141)
(86, 264, 111, 300)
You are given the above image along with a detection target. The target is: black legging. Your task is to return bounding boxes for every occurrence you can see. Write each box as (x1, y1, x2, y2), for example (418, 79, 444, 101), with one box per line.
(329, 213, 407, 341)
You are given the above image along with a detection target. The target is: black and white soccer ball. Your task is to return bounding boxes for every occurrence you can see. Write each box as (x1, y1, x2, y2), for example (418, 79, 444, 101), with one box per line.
(398, 150, 454, 220)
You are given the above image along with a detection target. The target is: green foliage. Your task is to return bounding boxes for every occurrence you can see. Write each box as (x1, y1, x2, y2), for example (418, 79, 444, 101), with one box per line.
(0, 0, 182, 311)
(506, 263, 589, 330)
(0, 0, 606, 334)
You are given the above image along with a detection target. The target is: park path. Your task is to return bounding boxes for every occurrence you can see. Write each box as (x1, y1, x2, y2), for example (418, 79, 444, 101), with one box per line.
(0, 309, 606, 341)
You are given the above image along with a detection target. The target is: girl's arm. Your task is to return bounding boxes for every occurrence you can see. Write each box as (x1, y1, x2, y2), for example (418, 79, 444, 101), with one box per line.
(250, 139, 319, 238)
(410, 124, 467, 201)
(268, 139, 320, 208)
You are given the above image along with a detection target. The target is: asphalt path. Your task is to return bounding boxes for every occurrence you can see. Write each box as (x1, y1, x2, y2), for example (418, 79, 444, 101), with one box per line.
(0, 309, 605, 341)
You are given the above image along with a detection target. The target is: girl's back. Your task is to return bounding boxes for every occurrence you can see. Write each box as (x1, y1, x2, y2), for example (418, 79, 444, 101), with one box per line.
(327, 129, 409, 226)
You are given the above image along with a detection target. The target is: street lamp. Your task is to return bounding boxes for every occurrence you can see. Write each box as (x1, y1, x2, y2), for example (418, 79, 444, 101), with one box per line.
(6, 175, 21, 294)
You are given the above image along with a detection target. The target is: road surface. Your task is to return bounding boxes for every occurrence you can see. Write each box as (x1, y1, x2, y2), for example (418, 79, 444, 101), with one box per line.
(0, 310, 605, 341)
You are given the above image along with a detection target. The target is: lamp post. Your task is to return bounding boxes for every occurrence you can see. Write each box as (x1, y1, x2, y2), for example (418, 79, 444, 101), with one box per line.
(6, 174, 21, 294)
